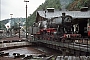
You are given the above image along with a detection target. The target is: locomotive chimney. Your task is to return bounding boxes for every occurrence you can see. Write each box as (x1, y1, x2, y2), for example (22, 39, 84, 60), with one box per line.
(47, 8, 55, 12)
(80, 7, 88, 11)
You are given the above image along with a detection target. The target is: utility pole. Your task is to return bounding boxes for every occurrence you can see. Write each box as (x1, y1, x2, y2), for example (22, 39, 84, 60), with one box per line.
(24, 0, 29, 38)
(10, 14, 13, 36)
(19, 18, 20, 38)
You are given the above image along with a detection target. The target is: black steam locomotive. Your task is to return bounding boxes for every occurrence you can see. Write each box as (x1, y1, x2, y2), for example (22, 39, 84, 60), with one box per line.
(35, 15, 82, 43)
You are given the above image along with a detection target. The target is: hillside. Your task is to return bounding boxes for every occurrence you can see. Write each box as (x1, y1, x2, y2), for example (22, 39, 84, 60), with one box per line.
(60, 0, 73, 10)
(67, 0, 90, 11)
(27, 0, 61, 26)
(0, 18, 25, 29)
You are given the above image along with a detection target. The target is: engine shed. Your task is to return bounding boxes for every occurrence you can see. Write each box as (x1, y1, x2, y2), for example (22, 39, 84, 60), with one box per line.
(36, 8, 90, 37)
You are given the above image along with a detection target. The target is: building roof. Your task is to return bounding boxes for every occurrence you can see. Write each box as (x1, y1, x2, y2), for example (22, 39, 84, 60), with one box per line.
(37, 10, 90, 19)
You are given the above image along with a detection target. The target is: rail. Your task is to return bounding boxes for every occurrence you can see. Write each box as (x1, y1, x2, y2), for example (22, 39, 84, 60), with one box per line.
(31, 39, 90, 52)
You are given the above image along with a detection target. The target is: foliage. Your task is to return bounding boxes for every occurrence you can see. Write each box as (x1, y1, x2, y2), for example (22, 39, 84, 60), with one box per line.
(11, 21, 18, 29)
(1, 18, 25, 30)
(42, 0, 61, 9)
(67, 0, 90, 11)
(0, 21, 6, 29)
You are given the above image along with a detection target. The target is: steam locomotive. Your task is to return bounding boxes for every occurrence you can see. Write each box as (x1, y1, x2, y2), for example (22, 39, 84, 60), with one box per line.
(35, 8, 90, 43)
(35, 15, 90, 43)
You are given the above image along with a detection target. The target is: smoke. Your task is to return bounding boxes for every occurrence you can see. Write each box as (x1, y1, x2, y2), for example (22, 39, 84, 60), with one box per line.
(5, 20, 11, 30)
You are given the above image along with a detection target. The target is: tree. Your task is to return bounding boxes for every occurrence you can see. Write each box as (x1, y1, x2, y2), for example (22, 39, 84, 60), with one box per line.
(0, 21, 6, 29)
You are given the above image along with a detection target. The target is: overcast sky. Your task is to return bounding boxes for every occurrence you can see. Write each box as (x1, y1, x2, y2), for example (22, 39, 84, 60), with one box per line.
(0, 0, 45, 20)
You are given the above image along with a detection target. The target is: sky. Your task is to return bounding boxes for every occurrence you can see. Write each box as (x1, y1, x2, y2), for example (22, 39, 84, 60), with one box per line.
(0, 0, 45, 20)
